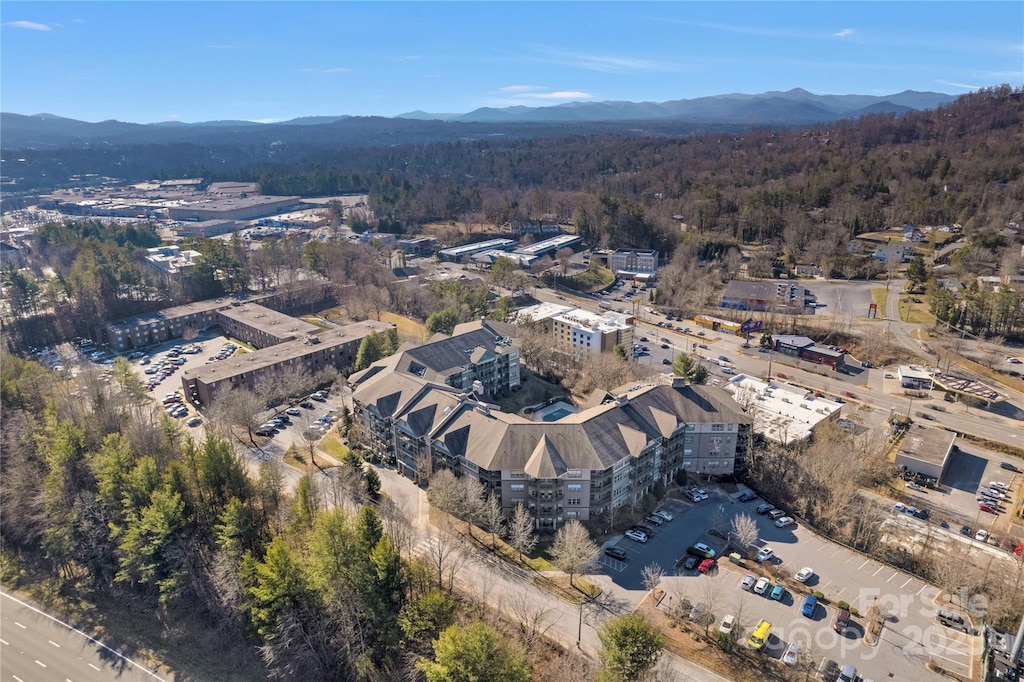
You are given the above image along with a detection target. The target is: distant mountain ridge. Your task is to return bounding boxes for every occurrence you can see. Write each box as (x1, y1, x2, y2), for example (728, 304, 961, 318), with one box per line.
(399, 88, 954, 123)
(1, 88, 955, 150)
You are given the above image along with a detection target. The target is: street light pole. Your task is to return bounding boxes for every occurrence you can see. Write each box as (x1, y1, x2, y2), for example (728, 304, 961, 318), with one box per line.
(577, 596, 584, 648)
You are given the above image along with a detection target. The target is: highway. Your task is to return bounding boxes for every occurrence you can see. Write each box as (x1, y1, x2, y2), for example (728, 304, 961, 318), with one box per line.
(0, 590, 168, 682)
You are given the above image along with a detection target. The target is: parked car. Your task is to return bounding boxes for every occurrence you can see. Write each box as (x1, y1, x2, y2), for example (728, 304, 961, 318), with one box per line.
(186, 417, 202, 428)
(753, 577, 770, 595)
(682, 556, 700, 570)
(604, 546, 627, 561)
(774, 516, 795, 529)
(698, 558, 715, 574)
(960, 525, 972, 537)
(738, 491, 758, 503)
(756, 503, 775, 515)
(768, 509, 788, 520)
(1000, 462, 1022, 472)
(756, 547, 775, 563)
(625, 529, 648, 543)
(907, 481, 925, 490)
(300, 400, 314, 409)
(975, 529, 990, 542)
(795, 567, 814, 583)
(718, 614, 736, 636)
(740, 573, 756, 591)
(686, 544, 716, 559)
(644, 515, 664, 526)
(979, 503, 998, 514)
(783, 641, 802, 666)
(833, 609, 851, 634)
(654, 510, 674, 522)
(633, 525, 655, 536)
(801, 595, 818, 617)
(769, 584, 786, 601)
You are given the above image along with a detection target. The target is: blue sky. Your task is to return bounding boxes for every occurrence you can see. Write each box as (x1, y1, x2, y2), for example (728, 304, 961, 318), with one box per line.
(2, 2, 1021, 123)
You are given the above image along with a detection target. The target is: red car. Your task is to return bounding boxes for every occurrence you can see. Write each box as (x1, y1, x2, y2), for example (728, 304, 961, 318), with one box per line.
(978, 503, 997, 514)
(1014, 544, 1023, 557)
(698, 558, 716, 574)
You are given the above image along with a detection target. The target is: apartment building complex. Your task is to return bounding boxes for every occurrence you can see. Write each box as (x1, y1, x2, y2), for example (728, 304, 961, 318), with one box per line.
(183, 320, 392, 405)
(516, 303, 634, 355)
(609, 249, 659, 280)
(351, 369, 750, 529)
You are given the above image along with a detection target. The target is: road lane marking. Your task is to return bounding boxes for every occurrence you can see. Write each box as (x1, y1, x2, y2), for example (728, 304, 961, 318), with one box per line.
(14, 621, 26, 629)
(35, 659, 47, 668)
(49, 640, 61, 648)
(0, 591, 167, 681)
(88, 663, 100, 671)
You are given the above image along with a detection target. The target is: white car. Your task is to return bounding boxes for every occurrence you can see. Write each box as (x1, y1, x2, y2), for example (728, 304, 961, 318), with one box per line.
(753, 576, 771, 594)
(756, 547, 774, 563)
(989, 481, 1009, 490)
(795, 567, 814, 583)
(740, 573, 756, 591)
(693, 542, 716, 558)
(625, 529, 648, 543)
(718, 614, 736, 635)
(893, 502, 906, 514)
(774, 517, 795, 529)
(783, 641, 802, 666)
(654, 510, 674, 522)
(1007, 357, 1022, 364)
(906, 482, 924, 491)
(975, 529, 990, 542)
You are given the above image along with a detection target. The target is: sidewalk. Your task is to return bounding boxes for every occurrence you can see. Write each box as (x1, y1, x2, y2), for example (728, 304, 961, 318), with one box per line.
(373, 464, 730, 682)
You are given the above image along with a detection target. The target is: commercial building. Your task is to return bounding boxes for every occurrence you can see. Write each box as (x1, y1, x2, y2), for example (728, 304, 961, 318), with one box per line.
(872, 244, 915, 263)
(724, 374, 842, 444)
(512, 234, 582, 258)
(770, 335, 847, 369)
(437, 238, 516, 262)
(515, 302, 574, 334)
(351, 372, 750, 529)
(609, 249, 659, 281)
(169, 219, 239, 238)
(397, 237, 437, 256)
(470, 250, 538, 268)
(183, 320, 392, 406)
(895, 425, 957, 481)
(166, 195, 302, 222)
(721, 280, 813, 314)
(898, 365, 934, 391)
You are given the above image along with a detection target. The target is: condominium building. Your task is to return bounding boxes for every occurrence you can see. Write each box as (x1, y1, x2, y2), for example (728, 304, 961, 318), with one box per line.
(551, 308, 634, 355)
(609, 249, 659, 280)
(351, 371, 750, 529)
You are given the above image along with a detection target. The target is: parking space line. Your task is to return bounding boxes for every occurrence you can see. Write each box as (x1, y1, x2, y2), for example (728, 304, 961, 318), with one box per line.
(886, 571, 901, 583)
(858, 558, 871, 570)
(916, 585, 929, 596)
(829, 547, 843, 558)
(872, 565, 885, 576)
(901, 577, 915, 589)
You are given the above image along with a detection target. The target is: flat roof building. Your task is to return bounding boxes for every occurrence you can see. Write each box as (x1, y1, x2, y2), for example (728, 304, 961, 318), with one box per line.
(551, 308, 634, 355)
(183, 320, 392, 406)
(722, 280, 812, 314)
(512, 234, 582, 257)
(437, 238, 516, 261)
(898, 365, 934, 391)
(895, 425, 957, 481)
(167, 195, 302, 222)
(609, 249, 658, 280)
(724, 374, 842, 444)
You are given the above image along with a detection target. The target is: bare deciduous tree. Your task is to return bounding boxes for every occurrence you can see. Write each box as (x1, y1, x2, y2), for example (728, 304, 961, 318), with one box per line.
(210, 387, 264, 445)
(641, 563, 665, 593)
(507, 503, 537, 562)
(481, 494, 506, 549)
(730, 512, 759, 552)
(550, 520, 599, 588)
(505, 590, 555, 653)
(424, 517, 468, 593)
(696, 577, 724, 636)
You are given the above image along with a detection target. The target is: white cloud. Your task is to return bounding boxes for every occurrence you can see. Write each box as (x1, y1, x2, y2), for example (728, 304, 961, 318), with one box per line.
(831, 28, 855, 38)
(5, 20, 54, 31)
(537, 48, 677, 74)
(499, 85, 543, 93)
(517, 90, 593, 101)
(253, 118, 281, 124)
(936, 79, 984, 91)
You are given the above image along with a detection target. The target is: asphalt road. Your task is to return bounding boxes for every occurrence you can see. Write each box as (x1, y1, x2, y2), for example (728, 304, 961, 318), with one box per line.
(0, 590, 168, 682)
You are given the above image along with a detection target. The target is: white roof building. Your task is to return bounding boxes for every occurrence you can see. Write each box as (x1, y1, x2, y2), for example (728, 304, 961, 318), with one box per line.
(724, 374, 843, 444)
(145, 245, 202, 276)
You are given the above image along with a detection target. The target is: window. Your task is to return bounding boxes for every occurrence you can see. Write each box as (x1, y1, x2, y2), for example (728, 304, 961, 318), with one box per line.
(567, 498, 581, 506)
(711, 424, 725, 432)
(567, 484, 582, 492)
(509, 484, 525, 492)
(509, 471, 526, 479)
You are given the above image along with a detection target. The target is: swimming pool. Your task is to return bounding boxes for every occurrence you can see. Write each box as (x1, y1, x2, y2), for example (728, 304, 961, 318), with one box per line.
(542, 407, 573, 422)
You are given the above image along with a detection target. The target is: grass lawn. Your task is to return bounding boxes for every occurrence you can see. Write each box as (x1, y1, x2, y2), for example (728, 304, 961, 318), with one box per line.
(495, 371, 567, 414)
(319, 431, 351, 461)
(282, 444, 335, 472)
(380, 311, 426, 342)
(298, 314, 331, 329)
(552, 265, 615, 294)
(870, 288, 888, 318)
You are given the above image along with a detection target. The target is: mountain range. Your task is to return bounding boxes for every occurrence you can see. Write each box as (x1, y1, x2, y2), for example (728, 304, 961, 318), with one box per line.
(1, 88, 956, 150)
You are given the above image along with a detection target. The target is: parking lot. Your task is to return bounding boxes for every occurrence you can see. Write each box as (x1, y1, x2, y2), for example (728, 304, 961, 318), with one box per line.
(594, 488, 978, 681)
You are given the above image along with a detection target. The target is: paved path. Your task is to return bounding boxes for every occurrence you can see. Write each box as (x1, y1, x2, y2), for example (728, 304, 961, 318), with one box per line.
(375, 465, 731, 681)
(0, 590, 169, 682)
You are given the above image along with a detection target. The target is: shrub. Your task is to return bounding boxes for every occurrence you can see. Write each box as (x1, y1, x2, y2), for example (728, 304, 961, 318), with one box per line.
(812, 591, 825, 600)
(837, 600, 850, 611)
